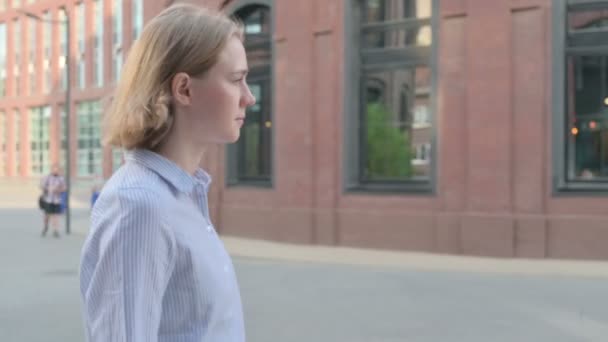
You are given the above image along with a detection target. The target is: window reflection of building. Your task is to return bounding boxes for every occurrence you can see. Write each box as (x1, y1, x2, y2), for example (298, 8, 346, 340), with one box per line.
(359, 0, 434, 183)
(231, 4, 273, 185)
(566, 7, 608, 182)
(365, 67, 431, 177)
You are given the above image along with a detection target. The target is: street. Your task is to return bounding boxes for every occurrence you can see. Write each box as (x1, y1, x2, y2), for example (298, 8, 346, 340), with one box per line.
(1, 208, 608, 341)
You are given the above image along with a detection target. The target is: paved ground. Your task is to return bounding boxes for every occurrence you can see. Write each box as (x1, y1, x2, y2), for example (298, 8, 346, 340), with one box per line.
(2, 206, 608, 341)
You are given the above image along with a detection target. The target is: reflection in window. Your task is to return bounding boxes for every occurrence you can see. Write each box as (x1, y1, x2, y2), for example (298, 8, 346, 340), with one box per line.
(357, 0, 434, 186)
(361, 0, 432, 49)
(567, 55, 608, 180)
(363, 67, 431, 180)
(232, 5, 273, 184)
(563, 4, 608, 184)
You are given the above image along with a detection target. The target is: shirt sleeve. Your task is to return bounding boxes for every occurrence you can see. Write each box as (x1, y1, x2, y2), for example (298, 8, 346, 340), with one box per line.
(81, 188, 177, 342)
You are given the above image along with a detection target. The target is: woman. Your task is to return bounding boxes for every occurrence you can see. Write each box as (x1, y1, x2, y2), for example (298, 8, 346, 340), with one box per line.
(40, 164, 66, 238)
(79, 4, 255, 342)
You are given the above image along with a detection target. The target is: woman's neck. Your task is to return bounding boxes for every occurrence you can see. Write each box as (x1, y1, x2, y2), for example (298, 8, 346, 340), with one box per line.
(155, 135, 206, 175)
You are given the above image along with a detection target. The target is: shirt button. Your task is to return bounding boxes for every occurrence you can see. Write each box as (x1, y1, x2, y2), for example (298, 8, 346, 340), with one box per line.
(223, 265, 229, 273)
(207, 225, 213, 232)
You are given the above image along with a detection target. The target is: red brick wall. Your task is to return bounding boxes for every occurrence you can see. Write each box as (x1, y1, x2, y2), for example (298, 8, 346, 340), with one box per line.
(206, 0, 608, 260)
(4, 0, 608, 259)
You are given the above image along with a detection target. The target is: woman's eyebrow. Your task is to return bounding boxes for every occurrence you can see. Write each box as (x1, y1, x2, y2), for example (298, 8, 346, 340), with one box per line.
(230, 69, 249, 76)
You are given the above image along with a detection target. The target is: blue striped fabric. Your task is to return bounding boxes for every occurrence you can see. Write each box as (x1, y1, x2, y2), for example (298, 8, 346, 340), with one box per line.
(79, 149, 245, 342)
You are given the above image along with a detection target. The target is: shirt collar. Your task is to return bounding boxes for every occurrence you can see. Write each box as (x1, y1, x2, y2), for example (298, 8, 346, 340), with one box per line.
(124, 149, 212, 194)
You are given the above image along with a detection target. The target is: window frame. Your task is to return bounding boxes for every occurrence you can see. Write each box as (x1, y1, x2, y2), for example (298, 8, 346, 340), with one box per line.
(553, 0, 608, 193)
(14, 18, 21, 97)
(14, 108, 21, 175)
(112, 0, 123, 83)
(0, 110, 5, 176)
(29, 106, 51, 176)
(0, 22, 6, 98)
(225, 0, 275, 188)
(28, 16, 37, 95)
(76, 101, 102, 177)
(92, 0, 104, 88)
(344, 0, 439, 194)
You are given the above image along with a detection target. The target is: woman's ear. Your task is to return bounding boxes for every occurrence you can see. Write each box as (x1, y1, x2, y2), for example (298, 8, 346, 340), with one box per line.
(171, 72, 192, 106)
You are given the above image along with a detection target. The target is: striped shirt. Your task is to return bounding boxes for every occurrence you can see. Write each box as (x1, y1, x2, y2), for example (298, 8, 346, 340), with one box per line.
(79, 149, 245, 342)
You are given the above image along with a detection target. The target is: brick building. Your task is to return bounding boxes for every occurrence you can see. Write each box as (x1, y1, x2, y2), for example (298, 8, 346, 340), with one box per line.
(2, 0, 608, 259)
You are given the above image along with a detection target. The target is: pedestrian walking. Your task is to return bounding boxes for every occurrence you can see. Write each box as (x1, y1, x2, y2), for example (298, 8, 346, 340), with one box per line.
(39, 164, 66, 238)
(79, 4, 256, 342)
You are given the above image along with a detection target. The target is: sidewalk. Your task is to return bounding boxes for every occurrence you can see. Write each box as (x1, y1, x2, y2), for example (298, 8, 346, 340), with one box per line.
(0, 178, 92, 209)
(221, 236, 608, 278)
(3, 182, 608, 280)
(67, 209, 608, 279)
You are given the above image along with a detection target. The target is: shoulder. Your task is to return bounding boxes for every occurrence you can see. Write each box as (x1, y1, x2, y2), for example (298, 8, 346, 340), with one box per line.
(82, 183, 178, 280)
(100, 162, 174, 201)
(92, 163, 177, 220)
(88, 182, 176, 254)
(93, 185, 166, 224)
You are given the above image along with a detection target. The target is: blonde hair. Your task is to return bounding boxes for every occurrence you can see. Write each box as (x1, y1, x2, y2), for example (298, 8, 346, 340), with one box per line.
(103, 3, 243, 150)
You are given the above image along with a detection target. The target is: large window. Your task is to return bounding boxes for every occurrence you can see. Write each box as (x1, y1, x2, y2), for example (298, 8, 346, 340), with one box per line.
(28, 17, 37, 95)
(0, 23, 6, 97)
(112, 0, 123, 82)
(229, 3, 273, 186)
(13, 18, 21, 96)
(77, 101, 102, 177)
(93, 0, 103, 87)
(14, 109, 20, 175)
(132, 0, 143, 41)
(43, 11, 51, 93)
(60, 105, 67, 170)
(30, 106, 51, 175)
(347, 0, 436, 192)
(59, 8, 67, 90)
(554, 0, 608, 191)
(77, 2, 86, 89)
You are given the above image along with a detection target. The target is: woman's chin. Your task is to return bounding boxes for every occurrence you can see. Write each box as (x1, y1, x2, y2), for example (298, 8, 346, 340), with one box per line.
(222, 131, 241, 144)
